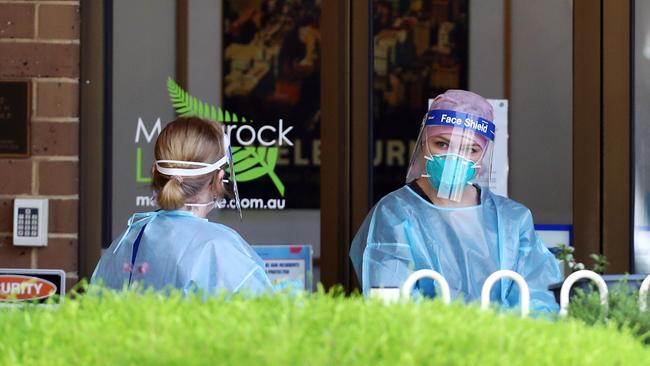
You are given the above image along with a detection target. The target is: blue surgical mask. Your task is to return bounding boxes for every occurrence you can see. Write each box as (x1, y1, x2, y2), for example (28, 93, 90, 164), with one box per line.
(424, 154, 477, 191)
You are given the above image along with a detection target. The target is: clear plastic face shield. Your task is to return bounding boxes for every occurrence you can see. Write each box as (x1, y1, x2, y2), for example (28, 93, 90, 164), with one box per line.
(154, 134, 243, 219)
(406, 109, 495, 202)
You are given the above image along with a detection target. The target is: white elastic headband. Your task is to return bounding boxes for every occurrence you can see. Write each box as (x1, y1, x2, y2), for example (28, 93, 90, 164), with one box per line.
(155, 135, 231, 177)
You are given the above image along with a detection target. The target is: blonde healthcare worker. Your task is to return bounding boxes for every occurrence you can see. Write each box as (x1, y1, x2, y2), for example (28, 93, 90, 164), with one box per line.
(350, 90, 561, 313)
(92, 117, 272, 295)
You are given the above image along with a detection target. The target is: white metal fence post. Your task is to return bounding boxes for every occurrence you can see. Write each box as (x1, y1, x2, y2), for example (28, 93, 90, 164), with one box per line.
(480, 270, 530, 318)
(400, 269, 451, 304)
(559, 270, 608, 317)
(639, 274, 650, 312)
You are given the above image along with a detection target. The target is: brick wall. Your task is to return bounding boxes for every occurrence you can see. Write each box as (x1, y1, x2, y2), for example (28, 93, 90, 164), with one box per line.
(0, 0, 80, 289)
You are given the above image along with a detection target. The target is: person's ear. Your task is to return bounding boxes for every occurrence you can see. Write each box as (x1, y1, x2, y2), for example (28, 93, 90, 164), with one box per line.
(211, 170, 227, 196)
(211, 170, 225, 189)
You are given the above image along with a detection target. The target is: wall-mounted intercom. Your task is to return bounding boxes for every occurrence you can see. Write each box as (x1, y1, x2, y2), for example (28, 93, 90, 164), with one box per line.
(13, 198, 48, 247)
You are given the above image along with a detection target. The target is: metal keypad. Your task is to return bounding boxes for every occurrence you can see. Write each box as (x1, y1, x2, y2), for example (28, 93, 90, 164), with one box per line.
(17, 208, 38, 237)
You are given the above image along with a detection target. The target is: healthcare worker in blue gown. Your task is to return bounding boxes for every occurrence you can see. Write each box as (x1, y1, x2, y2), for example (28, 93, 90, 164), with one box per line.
(92, 117, 272, 296)
(350, 90, 561, 313)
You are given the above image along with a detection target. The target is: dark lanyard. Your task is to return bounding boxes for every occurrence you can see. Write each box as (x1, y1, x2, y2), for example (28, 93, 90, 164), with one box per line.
(127, 224, 147, 286)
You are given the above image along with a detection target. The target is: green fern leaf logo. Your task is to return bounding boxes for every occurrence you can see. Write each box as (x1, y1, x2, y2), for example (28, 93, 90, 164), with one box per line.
(166, 77, 285, 196)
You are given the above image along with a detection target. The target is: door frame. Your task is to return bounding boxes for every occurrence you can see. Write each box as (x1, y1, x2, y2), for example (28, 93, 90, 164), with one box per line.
(573, 0, 632, 272)
(320, 0, 371, 289)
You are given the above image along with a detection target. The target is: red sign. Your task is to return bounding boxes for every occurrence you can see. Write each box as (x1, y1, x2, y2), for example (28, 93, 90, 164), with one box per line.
(0, 275, 57, 301)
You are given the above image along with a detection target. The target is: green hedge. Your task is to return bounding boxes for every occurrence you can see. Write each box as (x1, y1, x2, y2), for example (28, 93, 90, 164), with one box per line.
(568, 282, 650, 345)
(1, 288, 648, 366)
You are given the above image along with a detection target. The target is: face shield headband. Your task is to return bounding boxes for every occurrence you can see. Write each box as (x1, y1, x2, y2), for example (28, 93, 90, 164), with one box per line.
(154, 134, 243, 219)
(424, 109, 495, 141)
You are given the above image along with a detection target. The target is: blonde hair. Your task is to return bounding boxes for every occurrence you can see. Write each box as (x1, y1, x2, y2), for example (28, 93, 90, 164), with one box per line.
(152, 117, 227, 210)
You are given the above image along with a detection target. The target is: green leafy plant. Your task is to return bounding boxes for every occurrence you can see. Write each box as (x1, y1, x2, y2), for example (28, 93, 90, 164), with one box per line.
(1, 286, 649, 365)
(554, 244, 609, 274)
(568, 279, 650, 345)
(554, 244, 584, 272)
(167, 77, 285, 196)
(590, 253, 610, 274)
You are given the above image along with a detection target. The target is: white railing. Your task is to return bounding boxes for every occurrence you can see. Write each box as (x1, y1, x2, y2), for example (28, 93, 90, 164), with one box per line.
(639, 275, 650, 312)
(401, 269, 451, 304)
(369, 269, 451, 304)
(480, 270, 530, 318)
(387, 269, 650, 316)
(559, 270, 608, 317)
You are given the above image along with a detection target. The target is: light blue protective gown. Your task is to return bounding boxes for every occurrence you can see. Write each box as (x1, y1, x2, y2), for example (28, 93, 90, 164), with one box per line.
(350, 185, 561, 313)
(91, 210, 272, 296)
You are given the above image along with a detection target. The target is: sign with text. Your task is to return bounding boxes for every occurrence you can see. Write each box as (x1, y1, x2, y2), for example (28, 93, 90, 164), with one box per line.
(252, 245, 313, 291)
(110, 2, 321, 243)
(0, 268, 65, 305)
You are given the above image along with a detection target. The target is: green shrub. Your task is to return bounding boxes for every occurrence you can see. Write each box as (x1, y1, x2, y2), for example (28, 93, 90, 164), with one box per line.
(1, 287, 649, 366)
(568, 281, 650, 345)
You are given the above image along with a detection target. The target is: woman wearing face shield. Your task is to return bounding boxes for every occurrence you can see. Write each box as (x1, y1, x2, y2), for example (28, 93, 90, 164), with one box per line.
(350, 90, 561, 313)
(92, 117, 272, 296)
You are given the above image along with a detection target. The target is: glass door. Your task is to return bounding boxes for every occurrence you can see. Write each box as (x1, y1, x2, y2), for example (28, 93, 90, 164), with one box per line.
(633, 0, 650, 273)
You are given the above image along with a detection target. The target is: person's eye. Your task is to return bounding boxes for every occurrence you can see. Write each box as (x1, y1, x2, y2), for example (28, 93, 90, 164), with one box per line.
(435, 141, 449, 149)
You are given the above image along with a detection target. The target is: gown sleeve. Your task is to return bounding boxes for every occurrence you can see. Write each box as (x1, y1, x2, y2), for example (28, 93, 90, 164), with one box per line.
(508, 209, 562, 314)
(185, 237, 272, 297)
(350, 205, 417, 297)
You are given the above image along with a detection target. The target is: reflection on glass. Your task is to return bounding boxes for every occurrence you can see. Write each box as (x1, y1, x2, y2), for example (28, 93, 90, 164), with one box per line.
(372, 0, 469, 203)
(634, 2, 650, 273)
(219, 1, 322, 289)
(222, 0, 321, 209)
